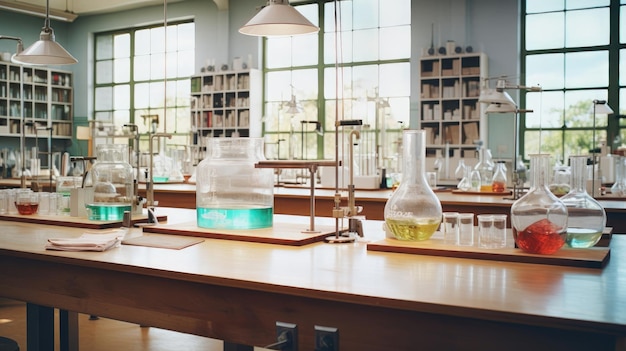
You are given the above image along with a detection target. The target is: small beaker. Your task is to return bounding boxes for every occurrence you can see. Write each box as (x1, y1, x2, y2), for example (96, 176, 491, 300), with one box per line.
(458, 213, 475, 246)
(442, 212, 459, 245)
(477, 214, 508, 249)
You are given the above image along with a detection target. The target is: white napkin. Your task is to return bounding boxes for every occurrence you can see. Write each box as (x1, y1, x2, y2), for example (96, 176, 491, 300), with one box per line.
(45, 230, 126, 252)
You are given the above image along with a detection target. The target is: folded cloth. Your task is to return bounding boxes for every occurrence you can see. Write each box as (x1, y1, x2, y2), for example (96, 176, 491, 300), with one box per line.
(45, 230, 126, 252)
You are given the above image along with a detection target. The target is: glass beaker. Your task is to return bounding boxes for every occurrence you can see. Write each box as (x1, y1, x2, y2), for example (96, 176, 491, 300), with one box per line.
(561, 155, 606, 248)
(511, 154, 568, 254)
(86, 144, 134, 221)
(384, 130, 442, 241)
(196, 138, 274, 229)
(611, 155, 626, 196)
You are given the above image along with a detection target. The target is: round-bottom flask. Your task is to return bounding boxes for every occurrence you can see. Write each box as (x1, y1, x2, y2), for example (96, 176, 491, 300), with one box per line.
(511, 154, 568, 254)
(561, 155, 606, 248)
(384, 130, 442, 241)
(196, 138, 274, 230)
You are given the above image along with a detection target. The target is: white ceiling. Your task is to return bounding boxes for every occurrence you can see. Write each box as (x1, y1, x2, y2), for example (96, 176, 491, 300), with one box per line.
(4, 0, 228, 16)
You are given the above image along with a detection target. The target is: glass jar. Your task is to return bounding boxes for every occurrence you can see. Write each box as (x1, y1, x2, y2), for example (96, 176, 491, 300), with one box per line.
(86, 144, 134, 221)
(384, 130, 442, 241)
(457, 164, 471, 191)
(511, 154, 568, 254)
(454, 159, 466, 180)
(491, 161, 507, 193)
(611, 155, 626, 196)
(561, 155, 606, 248)
(196, 138, 274, 229)
(474, 148, 494, 192)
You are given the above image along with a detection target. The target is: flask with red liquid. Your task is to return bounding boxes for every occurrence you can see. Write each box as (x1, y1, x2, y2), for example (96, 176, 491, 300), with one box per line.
(491, 161, 507, 193)
(510, 154, 568, 254)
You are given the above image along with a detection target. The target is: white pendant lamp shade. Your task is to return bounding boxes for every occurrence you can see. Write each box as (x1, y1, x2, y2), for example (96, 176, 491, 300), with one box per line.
(239, 0, 319, 37)
(485, 102, 517, 114)
(13, 27, 77, 65)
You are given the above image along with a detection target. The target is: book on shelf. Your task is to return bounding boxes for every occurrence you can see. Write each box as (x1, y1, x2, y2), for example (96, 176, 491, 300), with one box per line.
(463, 122, 479, 144)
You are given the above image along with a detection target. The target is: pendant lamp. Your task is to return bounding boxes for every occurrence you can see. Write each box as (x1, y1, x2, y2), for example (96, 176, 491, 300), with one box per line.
(239, 0, 319, 37)
(13, 0, 77, 65)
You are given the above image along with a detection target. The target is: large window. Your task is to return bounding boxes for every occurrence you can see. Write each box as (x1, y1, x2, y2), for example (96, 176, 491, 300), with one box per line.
(263, 0, 411, 174)
(521, 0, 624, 162)
(93, 21, 195, 148)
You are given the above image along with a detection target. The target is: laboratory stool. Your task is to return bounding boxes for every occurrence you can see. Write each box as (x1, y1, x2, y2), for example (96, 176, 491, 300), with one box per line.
(0, 337, 19, 351)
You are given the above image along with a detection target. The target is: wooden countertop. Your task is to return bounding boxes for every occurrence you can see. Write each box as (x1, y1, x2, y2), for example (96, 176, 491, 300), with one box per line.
(0, 208, 624, 350)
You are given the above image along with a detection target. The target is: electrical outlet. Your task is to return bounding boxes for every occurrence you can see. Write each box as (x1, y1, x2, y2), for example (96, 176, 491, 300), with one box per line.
(275, 321, 298, 351)
(314, 325, 338, 351)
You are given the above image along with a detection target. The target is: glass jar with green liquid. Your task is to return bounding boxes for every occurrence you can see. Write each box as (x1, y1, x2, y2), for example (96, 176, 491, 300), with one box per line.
(384, 130, 442, 241)
(195, 138, 274, 230)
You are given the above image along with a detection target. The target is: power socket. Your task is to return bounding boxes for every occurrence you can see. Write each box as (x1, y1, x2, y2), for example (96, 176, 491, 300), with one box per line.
(314, 325, 338, 351)
(275, 321, 298, 351)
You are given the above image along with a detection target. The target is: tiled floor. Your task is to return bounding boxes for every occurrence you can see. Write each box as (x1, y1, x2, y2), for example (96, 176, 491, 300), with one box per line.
(0, 299, 223, 350)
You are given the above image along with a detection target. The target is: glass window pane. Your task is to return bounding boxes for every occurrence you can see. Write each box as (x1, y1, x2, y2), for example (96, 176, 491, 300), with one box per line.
(113, 58, 130, 83)
(325, 67, 354, 100)
(380, 63, 410, 97)
(95, 87, 112, 111)
(565, 129, 605, 156)
(324, 0, 352, 32)
(96, 35, 113, 60)
(565, 8, 610, 47)
(135, 29, 150, 55)
(524, 130, 562, 159)
(353, 29, 378, 62)
(292, 69, 318, 99)
(292, 35, 318, 66)
(380, 26, 410, 60)
(266, 37, 291, 69)
(351, 65, 374, 99)
(622, 6, 626, 43)
(353, 0, 378, 30)
(114, 34, 130, 58)
(526, 12, 564, 50)
(114, 85, 130, 110)
(526, 91, 564, 128)
(150, 81, 165, 108)
(566, 0, 609, 10)
(265, 71, 292, 102)
(166, 50, 177, 79)
(96, 60, 113, 84)
(621, 49, 626, 85)
(564, 89, 608, 128)
(620, 88, 626, 126)
(151, 53, 165, 80)
(565, 51, 608, 88)
(380, 0, 410, 27)
(324, 31, 353, 64)
(526, 53, 564, 89)
(151, 27, 165, 53)
(134, 55, 150, 81)
(113, 110, 130, 130)
(166, 25, 178, 53)
(178, 22, 195, 51)
(526, 0, 564, 13)
(178, 50, 194, 77)
(135, 83, 149, 108)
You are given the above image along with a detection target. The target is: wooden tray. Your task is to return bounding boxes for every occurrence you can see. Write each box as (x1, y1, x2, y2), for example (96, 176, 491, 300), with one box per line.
(367, 231, 610, 269)
(452, 190, 512, 196)
(0, 212, 167, 229)
(142, 220, 346, 246)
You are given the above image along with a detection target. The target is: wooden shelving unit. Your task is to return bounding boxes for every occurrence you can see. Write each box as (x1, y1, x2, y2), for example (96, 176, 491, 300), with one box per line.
(190, 69, 262, 140)
(418, 53, 487, 162)
(0, 61, 73, 139)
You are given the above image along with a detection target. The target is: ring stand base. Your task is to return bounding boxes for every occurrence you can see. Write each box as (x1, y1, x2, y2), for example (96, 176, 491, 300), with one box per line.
(325, 233, 357, 244)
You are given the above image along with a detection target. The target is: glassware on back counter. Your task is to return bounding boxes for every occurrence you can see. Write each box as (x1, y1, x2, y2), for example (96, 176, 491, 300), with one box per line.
(491, 161, 507, 193)
(384, 130, 442, 241)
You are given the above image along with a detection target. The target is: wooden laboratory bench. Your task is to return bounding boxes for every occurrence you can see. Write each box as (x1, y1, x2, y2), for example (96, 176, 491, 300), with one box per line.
(138, 183, 626, 232)
(0, 208, 624, 350)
